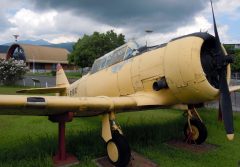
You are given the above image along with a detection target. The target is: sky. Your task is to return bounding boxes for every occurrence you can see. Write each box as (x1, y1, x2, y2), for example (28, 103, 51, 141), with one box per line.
(0, 0, 239, 45)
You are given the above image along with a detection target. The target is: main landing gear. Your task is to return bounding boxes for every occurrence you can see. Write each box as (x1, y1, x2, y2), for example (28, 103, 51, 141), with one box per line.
(102, 112, 131, 167)
(183, 106, 208, 144)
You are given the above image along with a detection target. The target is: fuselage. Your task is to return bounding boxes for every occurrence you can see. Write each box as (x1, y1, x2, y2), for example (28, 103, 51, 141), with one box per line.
(67, 32, 230, 107)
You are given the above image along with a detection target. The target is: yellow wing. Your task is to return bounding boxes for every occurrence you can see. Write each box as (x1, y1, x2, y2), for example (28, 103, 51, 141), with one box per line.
(0, 95, 135, 116)
(0, 92, 172, 117)
(229, 85, 240, 92)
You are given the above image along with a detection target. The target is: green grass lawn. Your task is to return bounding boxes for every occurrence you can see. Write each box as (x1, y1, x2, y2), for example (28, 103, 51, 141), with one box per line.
(0, 86, 239, 167)
(0, 86, 30, 94)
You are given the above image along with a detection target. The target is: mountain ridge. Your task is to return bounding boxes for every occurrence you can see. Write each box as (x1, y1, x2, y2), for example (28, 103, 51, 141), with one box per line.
(2, 39, 75, 52)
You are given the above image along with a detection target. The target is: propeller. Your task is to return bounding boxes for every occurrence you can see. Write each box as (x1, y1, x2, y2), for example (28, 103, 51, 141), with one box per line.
(210, 0, 234, 140)
(218, 103, 222, 121)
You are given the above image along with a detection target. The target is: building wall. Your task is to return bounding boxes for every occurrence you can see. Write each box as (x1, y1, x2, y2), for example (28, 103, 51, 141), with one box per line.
(6, 43, 77, 72)
(235, 44, 240, 49)
(27, 62, 76, 72)
(0, 53, 6, 60)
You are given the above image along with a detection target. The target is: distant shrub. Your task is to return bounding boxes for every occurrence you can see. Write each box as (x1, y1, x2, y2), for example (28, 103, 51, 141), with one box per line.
(51, 70, 56, 76)
(0, 58, 28, 85)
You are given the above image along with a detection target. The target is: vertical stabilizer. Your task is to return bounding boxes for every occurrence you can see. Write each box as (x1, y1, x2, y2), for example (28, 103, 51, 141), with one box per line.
(56, 64, 69, 87)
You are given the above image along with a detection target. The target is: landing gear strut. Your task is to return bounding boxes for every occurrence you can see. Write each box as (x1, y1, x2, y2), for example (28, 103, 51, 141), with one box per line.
(183, 106, 208, 144)
(49, 112, 79, 167)
(102, 112, 131, 166)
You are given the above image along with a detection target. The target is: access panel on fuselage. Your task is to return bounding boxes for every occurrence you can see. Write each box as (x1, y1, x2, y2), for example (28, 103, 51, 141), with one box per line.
(131, 56, 144, 91)
(85, 67, 120, 97)
(138, 48, 165, 91)
(116, 59, 135, 95)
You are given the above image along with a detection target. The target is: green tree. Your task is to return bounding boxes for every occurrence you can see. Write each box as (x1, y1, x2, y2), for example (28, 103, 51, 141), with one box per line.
(68, 30, 125, 68)
(231, 49, 240, 72)
(224, 44, 235, 54)
(224, 44, 240, 72)
(0, 59, 28, 85)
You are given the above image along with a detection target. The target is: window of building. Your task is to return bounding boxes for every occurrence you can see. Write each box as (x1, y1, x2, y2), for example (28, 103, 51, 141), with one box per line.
(52, 64, 57, 70)
(35, 63, 45, 70)
(12, 47, 25, 61)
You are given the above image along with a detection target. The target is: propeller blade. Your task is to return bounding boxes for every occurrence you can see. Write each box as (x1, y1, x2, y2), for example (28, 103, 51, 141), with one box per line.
(210, 0, 221, 46)
(210, 0, 234, 140)
(219, 69, 234, 140)
(218, 103, 223, 121)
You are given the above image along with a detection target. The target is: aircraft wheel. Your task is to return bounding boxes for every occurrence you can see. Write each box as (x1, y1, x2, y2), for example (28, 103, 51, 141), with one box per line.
(184, 119, 207, 144)
(106, 130, 131, 167)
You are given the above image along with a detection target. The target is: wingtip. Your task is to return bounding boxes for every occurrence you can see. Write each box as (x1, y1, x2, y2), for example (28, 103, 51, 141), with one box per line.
(226, 134, 234, 141)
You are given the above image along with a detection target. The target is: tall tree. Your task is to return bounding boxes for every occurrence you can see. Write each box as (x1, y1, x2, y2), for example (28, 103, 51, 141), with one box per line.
(68, 30, 125, 68)
(231, 49, 240, 72)
(224, 44, 240, 72)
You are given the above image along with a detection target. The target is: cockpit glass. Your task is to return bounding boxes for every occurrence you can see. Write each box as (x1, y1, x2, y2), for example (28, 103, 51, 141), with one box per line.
(124, 48, 133, 60)
(105, 46, 127, 67)
(91, 40, 140, 74)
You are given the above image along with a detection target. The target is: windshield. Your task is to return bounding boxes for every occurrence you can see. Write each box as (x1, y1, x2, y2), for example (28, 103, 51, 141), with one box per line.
(91, 40, 140, 74)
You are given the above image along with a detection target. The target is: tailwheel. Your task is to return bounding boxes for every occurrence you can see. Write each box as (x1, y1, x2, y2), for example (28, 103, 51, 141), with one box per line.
(184, 119, 208, 144)
(106, 130, 131, 167)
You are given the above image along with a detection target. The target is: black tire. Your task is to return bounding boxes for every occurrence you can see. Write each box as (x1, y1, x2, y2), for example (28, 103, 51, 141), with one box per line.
(106, 131, 131, 167)
(184, 119, 208, 144)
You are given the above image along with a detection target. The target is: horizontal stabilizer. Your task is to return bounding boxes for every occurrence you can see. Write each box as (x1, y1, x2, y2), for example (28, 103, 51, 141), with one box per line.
(16, 87, 67, 94)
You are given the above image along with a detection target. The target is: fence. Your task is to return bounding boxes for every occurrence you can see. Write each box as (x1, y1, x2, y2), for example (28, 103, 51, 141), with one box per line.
(205, 91, 240, 112)
(232, 72, 240, 80)
(16, 75, 78, 87)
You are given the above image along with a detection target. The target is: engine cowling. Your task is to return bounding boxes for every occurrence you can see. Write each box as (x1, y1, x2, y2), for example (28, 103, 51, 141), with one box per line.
(163, 33, 230, 104)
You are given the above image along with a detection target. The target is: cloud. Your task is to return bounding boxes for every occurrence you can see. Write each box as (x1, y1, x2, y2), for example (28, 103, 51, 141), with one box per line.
(198, 0, 240, 43)
(0, 0, 238, 44)
(31, 0, 207, 35)
(8, 8, 57, 35)
(137, 15, 212, 46)
(0, 8, 58, 44)
(1, 8, 123, 44)
(53, 11, 120, 35)
(0, 13, 12, 31)
(215, 0, 240, 18)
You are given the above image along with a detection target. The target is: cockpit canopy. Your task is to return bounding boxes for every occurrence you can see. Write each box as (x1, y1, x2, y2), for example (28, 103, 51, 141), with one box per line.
(91, 41, 139, 74)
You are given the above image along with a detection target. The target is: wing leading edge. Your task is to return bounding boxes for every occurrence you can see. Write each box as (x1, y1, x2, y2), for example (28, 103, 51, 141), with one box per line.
(229, 85, 240, 92)
(0, 91, 170, 116)
(0, 95, 137, 116)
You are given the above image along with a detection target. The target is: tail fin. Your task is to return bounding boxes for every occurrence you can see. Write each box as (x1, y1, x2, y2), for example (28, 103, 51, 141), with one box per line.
(56, 64, 69, 87)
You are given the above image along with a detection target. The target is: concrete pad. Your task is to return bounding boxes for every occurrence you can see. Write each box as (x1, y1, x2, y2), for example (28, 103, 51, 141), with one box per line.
(166, 139, 217, 153)
(94, 151, 158, 167)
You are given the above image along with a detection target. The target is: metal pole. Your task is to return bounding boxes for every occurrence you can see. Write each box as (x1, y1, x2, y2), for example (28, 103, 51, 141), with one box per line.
(58, 121, 66, 160)
(145, 30, 153, 47)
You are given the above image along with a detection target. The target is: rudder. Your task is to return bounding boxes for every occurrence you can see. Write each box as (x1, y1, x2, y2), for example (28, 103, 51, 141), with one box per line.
(56, 63, 69, 87)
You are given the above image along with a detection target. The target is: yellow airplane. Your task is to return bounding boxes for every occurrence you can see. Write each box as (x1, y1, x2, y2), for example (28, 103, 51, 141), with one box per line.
(0, 1, 240, 167)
